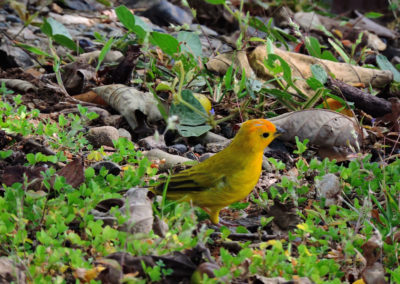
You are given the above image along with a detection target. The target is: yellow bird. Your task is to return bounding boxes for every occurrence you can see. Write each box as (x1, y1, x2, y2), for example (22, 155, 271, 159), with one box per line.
(152, 119, 284, 224)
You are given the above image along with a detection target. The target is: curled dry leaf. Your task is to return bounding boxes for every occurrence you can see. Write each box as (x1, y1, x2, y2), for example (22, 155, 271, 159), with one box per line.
(206, 45, 393, 97)
(248, 46, 392, 96)
(269, 109, 363, 150)
(0, 78, 38, 93)
(93, 84, 163, 131)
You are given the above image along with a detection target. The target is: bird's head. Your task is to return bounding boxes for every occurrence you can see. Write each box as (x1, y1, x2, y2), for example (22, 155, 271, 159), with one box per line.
(233, 119, 285, 152)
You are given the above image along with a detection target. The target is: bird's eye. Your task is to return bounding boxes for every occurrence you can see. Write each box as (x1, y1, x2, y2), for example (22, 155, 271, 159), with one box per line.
(262, 132, 269, 138)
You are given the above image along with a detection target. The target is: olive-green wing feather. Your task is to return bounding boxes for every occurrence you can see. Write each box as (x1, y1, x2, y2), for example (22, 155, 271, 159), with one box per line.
(154, 167, 226, 193)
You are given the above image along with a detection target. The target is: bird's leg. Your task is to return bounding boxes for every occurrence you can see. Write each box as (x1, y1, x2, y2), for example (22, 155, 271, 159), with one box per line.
(203, 207, 239, 227)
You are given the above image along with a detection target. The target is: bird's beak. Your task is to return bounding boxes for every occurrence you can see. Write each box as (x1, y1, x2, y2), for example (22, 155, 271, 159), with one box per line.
(274, 126, 286, 137)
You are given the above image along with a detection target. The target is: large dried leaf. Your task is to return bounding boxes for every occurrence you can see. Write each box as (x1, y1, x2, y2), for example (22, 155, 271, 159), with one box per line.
(206, 45, 393, 97)
(0, 79, 37, 93)
(93, 84, 163, 131)
(269, 109, 362, 149)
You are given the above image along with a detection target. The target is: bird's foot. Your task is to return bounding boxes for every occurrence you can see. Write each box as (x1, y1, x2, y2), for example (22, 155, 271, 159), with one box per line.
(218, 218, 239, 227)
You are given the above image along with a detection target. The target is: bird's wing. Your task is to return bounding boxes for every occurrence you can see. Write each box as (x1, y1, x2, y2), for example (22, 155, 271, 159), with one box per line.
(154, 168, 226, 193)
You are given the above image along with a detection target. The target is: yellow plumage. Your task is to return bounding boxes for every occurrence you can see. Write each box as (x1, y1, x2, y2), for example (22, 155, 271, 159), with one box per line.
(152, 119, 284, 224)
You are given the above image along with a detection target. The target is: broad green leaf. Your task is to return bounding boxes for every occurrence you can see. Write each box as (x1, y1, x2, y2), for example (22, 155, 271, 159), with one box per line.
(306, 77, 323, 90)
(150, 32, 180, 55)
(170, 90, 211, 137)
(311, 64, 327, 85)
(132, 16, 150, 39)
(40, 19, 52, 37)
(53, 34, 84, 53)
(177, 31, 202, 57)
(376, 54, 400, 82)
(46, 18, 72, 39)
(115, 5, 135, 31)
(305, 36, 321, 58)
(204, 0, 225, 4)
(134, 15, 151, 32)
(321, 50, 338, 62)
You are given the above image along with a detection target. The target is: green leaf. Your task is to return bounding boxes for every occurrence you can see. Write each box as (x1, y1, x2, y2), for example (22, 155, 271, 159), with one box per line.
(53, 34, 84, 53)
(132, 16, 150, 40)
(204, 0, 225, 4)
(365, 12, 383, 18)
(224, 65, 234, 90)
(306, 77, 323, 90)
(305, 36, 321, 58)
(15, 42, 52, 57)
(170, 90, 211, 137)
(40, 19, 52, 37)
(150, 32, 180, 55)
(132, 25, 146, 39)
(96, 37, 114, 72)
(0, 150, 12, 159)
(95, 0, 111, 6)
(376, 54, 400, 82)
(328, 38, 351, 64)
(267, 53, 307, 99)
(321, 50, 338, 62)
(248, 17, 268, 33)
(311, 64, 328, 84)
(115, 5, 135, 31)
(177, 31, 202, 57)
(45, 18, 72, 39)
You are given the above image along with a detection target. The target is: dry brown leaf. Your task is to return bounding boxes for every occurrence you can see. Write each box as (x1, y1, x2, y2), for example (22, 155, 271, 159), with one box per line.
(0, 78, 37, 93)
(93, 84, 163, 131)
(269, 109, 363, 150)
(249, 46, 392, 96)
(206, 45, 393, 97)
(73, 91, 108, 105)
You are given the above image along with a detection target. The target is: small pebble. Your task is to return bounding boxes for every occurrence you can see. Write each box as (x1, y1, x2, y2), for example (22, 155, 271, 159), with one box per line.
(193, 144, 205, 154)
(199, 153, 214, 162)
(118, 128, 132, 141)
(184, 152, 197, 160)
(6, 15, 21, 23)
(87, 126, 119, 148)
(92, 161, 121, 176)
(171, 144, 187, 154)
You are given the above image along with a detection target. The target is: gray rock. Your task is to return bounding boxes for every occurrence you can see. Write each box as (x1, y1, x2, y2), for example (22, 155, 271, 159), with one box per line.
(171, 144, 187, 154)
(118, 128, 132, 140)
(87, 126, 119, 147)
(138, 135, 166, 150)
